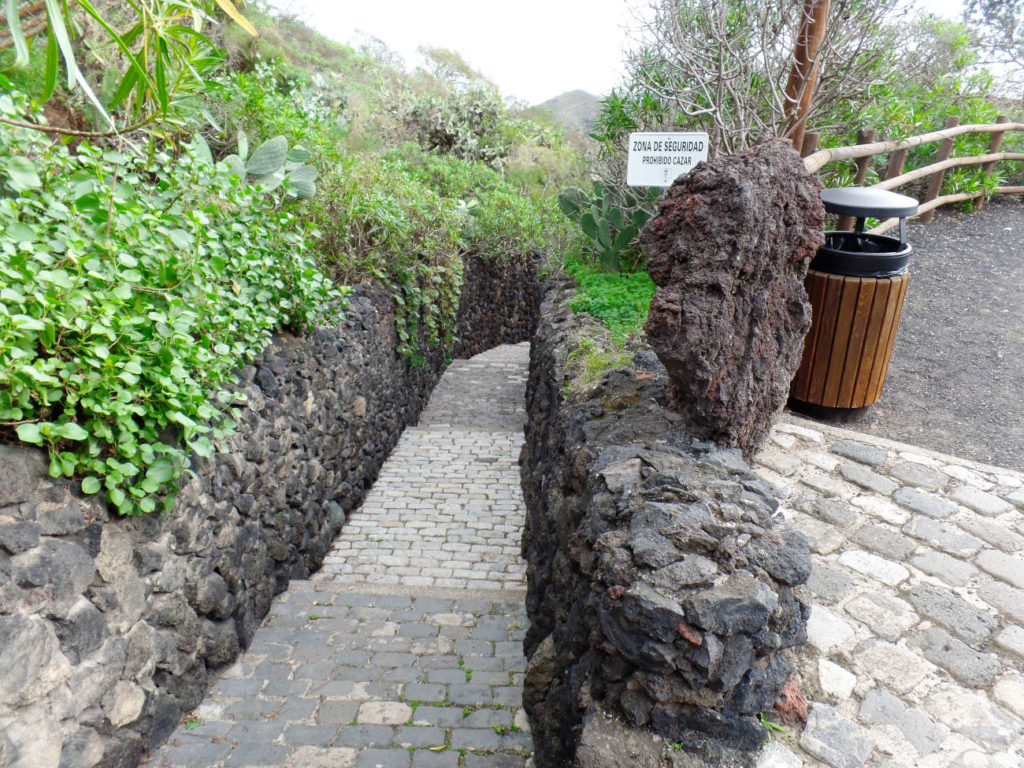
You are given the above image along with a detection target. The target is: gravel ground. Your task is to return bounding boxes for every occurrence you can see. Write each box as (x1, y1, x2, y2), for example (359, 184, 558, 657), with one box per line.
(789, 197, 1024, 471)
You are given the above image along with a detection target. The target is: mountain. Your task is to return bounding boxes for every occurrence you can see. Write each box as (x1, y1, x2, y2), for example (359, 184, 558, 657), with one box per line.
(536, 90, 602, 136)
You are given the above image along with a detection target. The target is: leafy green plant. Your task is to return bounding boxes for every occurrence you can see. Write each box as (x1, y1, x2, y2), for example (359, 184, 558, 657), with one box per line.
(221, 131, 318, 198)
(558, 182, 659, 272)
(565, 255, 655, 341)
(0, 92, 340, 515)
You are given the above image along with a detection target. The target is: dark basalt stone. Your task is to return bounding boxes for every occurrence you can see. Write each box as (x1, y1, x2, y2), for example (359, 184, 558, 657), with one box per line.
(642, 139, 824, 457)
(521, 286, 811, 768)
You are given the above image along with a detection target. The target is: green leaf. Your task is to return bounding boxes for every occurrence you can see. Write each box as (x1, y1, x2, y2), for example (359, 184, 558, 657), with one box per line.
(237, 130, 249, 162)
(42, 27, 58, 101)
(246, 136, 288, 176)
(15, 423, 44, 445)
(6, 222, 36, 242)
(5, 0, 30, 68)
(4, 157, 42, 191)
(287, 146, 311, 162)
(55, 423, 89, 441)
(154, 37, 169, 114)
(81, 476, 102, 494)
(43, 0, 114, 128)
(597, 218, 612, 249)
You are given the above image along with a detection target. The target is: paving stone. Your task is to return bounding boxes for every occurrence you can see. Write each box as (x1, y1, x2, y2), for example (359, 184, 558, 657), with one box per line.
(755, 742, 803, 768)
(357, 702, 412, 725)
(909, 628, 1001, 688)
(224, 742, 294, 767)
(924, 683, 1022, 752)
(952, 487, 1015, 517)
(850, 524, 917, 560)
(802, 472, 858, 499)
(841, 463, 898, 495)
(910, 550, 980, 587)
(831, 440, 888, 467)
(837, 550, 909, 586)
(799, 496, 859, 527)
(993, 674, 1024, 720)
(859, 687, 948, 757)
(903, 516, 985, 557)
(159, 740, 232, 767)
(843, 592, 918, 641)
(893, 488, 958, 519)
(449, 727, 502, 751)
(463, 755, 527, 768)
(850, 495, 909, 526)
(283, 724, 340, 747)
(995, 626, 1024, 658)
(818, 658, 856, 700)
(316, 700, 360, 725)
(410, 752, 459, 768)
(807, 559, 857, 604)
(336, 725, 396, 748)
(393, 726, 446, 748)
(888, 461, 946, 491)
(976, 550, 1024, 589)
(447, 683, 494, 706)
(403, 684, 446, 703)
(853, 639, 934, 694)
(799, 703, 873, 768)
(756, 448, 803, 476)
(906, 583, 999, 644)
(978, 579, 1024, 624)
(956, 517, 1024, 554)
(283, 746, 358, 768)
(793, 516, 848, 554)
(807, 604, 855, 653)
(412, 706, 467, 727)
(354, 749, 411, 768)
(463, 708, 513, 728)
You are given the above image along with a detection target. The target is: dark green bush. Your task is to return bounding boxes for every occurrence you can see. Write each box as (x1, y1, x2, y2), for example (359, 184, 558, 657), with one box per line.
(0, 93, 341, 515)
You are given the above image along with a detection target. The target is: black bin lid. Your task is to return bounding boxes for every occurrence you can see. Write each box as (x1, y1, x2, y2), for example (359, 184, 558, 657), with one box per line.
(821, 187, 919, 219)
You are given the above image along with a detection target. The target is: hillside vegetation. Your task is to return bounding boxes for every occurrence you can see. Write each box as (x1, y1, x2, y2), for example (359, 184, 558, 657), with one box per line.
(0, 1, 587, 515)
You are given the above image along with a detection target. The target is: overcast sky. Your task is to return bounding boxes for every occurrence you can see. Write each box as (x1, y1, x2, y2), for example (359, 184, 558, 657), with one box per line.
(268, 0, 968, 105)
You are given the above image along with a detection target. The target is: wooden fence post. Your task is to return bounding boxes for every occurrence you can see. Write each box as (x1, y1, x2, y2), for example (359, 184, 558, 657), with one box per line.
(885, 148, 908, 182)
(836, 128, 877, 230)
(976, 114, 1010, 211)
(919, 116, 961, 223)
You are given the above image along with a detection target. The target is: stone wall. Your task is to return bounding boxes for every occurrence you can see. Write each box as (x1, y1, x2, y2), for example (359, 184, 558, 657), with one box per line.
(0, 252, 539, 768)
(520, 285, 812, 768)
(454, 251, 540, 358)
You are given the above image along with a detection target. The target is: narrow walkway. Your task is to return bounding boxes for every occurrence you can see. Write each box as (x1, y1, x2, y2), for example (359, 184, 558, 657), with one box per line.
(150, 344, 533, 768)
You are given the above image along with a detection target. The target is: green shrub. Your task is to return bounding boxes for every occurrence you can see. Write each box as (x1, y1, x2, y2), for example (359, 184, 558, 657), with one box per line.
(0, 94, 341, 515)
(311, 154, 464, 361)
(565, 255, 655, 342)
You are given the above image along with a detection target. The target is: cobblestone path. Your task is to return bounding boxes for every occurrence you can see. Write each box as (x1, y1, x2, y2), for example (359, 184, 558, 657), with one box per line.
(150, 344, 533, 768)
(754, 416, 1024, 768)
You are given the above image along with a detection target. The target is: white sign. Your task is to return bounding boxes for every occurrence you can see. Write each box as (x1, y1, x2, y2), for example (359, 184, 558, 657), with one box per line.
(626, 132, 709, 187)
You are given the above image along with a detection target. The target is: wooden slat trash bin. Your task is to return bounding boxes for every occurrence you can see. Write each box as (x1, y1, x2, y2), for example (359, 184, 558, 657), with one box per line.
(791, 187, 919, 408)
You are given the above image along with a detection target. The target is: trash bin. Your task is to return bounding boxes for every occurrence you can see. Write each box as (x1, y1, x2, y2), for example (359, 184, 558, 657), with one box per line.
(790, 187, 919, 409)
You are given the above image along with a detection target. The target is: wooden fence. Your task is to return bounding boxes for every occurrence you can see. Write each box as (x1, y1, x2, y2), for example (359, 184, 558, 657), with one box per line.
(800, 118, 1024, 234)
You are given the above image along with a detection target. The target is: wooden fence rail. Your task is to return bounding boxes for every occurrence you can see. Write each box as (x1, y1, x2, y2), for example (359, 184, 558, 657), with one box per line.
(802, 118, 1024, 234)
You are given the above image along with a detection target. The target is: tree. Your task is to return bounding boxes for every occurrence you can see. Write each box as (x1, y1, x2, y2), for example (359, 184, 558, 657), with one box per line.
(604, 0, 905, 157)
(965, 0, 1024, 84)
